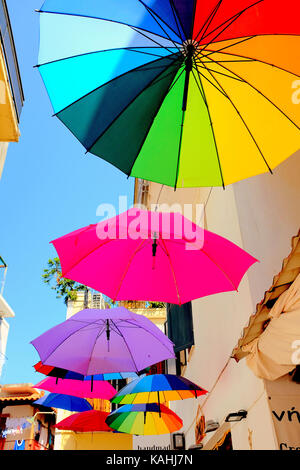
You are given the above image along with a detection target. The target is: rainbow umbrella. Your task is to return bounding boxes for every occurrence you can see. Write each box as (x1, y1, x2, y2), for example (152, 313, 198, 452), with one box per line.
(111, 374, 207, 406)
(33, 392, 93, 412)
(106, 403, 182, 435)
(54, 410, 113, 433)
(51, 208, 258, 305)
(34, 361, 138, 382)
(37, 1, 300, 188)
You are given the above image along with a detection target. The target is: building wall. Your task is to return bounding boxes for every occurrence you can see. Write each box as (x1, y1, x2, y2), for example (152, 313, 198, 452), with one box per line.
(136, 148, 300, 450)
(55, 430, 133, 451)
(56, 294, 133, 450)
(0, 317, 9, 377)
(1, 402, 53, 450)
(0, 142, 8, 179)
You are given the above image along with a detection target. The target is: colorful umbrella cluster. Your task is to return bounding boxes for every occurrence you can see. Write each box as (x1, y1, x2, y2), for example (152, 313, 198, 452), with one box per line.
(31, 0, 300, 438)
(105, 374, 207, 435)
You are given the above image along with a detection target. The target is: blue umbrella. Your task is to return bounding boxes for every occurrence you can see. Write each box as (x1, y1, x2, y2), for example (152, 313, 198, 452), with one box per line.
(33, 393, 93, 412)
(34, 361, 138, 382)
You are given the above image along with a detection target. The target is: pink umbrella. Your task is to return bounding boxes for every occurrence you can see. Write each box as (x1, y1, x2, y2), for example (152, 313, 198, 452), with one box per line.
(51, 208, 258, 305)
(34, 376, 116, 399)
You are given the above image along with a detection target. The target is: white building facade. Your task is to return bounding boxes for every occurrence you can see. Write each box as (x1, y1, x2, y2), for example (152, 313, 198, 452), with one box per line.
(134, 148, 300, 450)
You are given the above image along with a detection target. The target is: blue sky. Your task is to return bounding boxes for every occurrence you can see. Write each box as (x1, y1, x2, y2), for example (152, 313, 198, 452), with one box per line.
(0, 1, 134, 384)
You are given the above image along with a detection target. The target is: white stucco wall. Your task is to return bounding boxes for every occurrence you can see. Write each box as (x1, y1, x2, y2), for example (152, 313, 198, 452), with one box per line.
(135, 148, 300, 450)
(0, 317, 9, 378)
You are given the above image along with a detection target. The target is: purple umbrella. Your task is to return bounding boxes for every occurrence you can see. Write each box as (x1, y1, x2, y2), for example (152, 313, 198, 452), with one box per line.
(31, 307, 175, 376)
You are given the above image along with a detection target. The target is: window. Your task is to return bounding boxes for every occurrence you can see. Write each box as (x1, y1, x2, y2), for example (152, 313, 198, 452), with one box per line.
(166, 302, 194, 374)
(110, 379, 127, 411)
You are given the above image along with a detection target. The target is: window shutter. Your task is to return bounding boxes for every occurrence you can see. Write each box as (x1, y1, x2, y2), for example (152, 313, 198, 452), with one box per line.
(167, 302, 194, 353)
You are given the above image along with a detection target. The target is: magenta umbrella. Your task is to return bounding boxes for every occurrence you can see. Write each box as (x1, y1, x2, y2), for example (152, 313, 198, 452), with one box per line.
(51, 208, 258, 304)
(34, 376, 116, 399)
(31, 307, 175, 376)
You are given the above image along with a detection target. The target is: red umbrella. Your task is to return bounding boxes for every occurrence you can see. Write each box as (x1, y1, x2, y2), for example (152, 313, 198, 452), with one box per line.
(54, 410, 113, 433)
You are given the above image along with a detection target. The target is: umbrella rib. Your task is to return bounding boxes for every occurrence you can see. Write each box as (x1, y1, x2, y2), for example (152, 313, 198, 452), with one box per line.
(160, 239, 181, 305)
(84, 56, 182, 156)
(198, 34, 257, 57)
(199, 59, 255, 64)
(130, 25, 178, 55)
(200, 59, 273, 174)
(194, 0, 223, 43)
(168, 0, 184, 43)
(192, 67, 225, 188)
(195, 62, 246, 82)
(201, 52, 300, 131)
(37, 9, 180, 50)
(202, 47, 300, 78)
(127, 63, 185, 178)
(169, 0, 189, 40)
(120, 319, 174, 353)
(33, 321, 108, 367)
(137, 0, 182, 51)
(37, 46, 180, 68)
(53, 52, 180, 117)
(192, 65, 227, 99)
(191, 69, 207, 105)
(85, 327, 109, 377)
(200, 0, 264, 48)
(201, 35, 257, 60)
(58, 237, 116, 279)
(112, 239, 148, 301)
(201, 248, 238, 291)
(109, 318, 141, 375)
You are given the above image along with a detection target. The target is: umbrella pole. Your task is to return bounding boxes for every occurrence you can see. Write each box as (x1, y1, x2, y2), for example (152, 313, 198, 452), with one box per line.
(158, 392, 161, 418)
(182, 46, 193, 111)
(152, 235, 158, 270)
(106, 319, 110, 352)
(91, 375, 94, 393)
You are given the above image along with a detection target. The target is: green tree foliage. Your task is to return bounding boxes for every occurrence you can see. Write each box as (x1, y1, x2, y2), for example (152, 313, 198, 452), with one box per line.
(147, 301, 166, 308)
(42, 257, 87, 305)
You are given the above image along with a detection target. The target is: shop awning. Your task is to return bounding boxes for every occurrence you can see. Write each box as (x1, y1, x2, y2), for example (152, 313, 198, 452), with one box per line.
(0, 384, 43, 402)
(232, 230, 300, 361)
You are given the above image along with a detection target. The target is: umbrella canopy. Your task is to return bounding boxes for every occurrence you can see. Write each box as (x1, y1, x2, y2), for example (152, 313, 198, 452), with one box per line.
(111, 374, 207, 405)
(51, 208, 257, 304)
(33, 392, 93, 412)
(31, 307, 175, 375)
(54, 410, 113, 432)
(34, 361, 138, 381)
(34, 376, 117, 400)
(37, 0, 300, 188)
(106, 403, 182, 435)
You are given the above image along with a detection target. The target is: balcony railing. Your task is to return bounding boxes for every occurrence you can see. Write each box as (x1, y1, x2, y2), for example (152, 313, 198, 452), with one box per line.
(0, 0, 24, 121)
